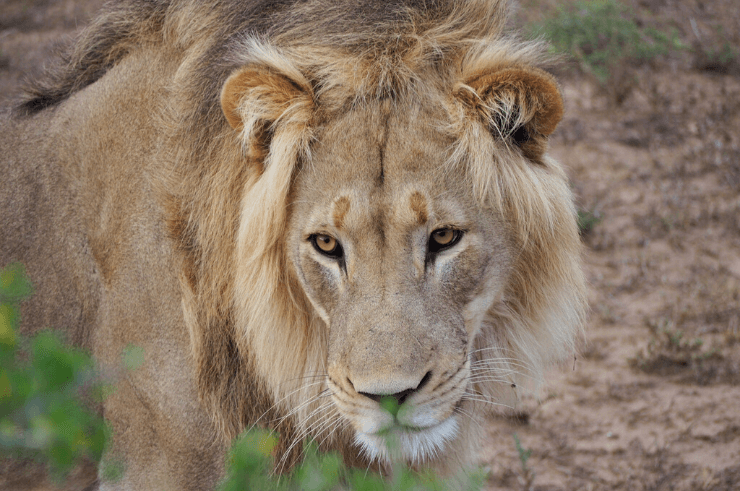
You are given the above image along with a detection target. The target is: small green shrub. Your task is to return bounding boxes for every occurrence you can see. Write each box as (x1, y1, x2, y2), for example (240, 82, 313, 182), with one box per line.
(0, 263, 109, 480)
(220, 427, 486, 491)
(512, 433, 535, 489)
(534, 0, 685, 82)
(628, 317, 722, 379)
(696, 27, 739, 74)
(577, 209, 602, 236)
(702, 42, 737, 68)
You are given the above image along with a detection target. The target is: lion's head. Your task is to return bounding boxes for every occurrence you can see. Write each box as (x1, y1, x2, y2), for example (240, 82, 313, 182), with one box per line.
(199, 3, 586, 470)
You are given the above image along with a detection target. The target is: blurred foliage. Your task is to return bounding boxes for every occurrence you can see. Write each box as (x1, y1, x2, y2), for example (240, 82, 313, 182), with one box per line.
(1, 263, 485, 488)
(0, 263, 109, 481)
(629, 317, 720, 372)
(696, 26, 739, 74)
(220, 427, 486, 491)
(512, 433, 535, 489)
(534, 0, 686, 83)
(577, 209, 602, 236)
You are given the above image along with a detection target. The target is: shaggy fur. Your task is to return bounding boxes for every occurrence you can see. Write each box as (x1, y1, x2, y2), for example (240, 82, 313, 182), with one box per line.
(1, 0, 586, 488)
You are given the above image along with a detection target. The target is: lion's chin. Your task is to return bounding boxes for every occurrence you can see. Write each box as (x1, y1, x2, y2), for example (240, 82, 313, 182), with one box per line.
(354, 416, 459, 464)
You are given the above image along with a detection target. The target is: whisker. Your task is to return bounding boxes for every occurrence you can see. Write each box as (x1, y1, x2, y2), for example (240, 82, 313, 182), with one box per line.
(279, 392, 331, 437)
(460, 394, 515, 410)
(470, 366, 533, 376)
(470, 358, 535, 369)
(468, 374, 531, 386)
(296, 408, 341, 461)
(469, 345, 524, 354)
(469, 364, 539, 382)
(469, 370, 539, 385)
(270, 387, 331, 427)
(467, 378, 539, 397)
(316, 412, 343, 449)
(468, 348, 538, 365)
(467, 376, 513, 385)
(470, 356, 537, 371)
(247, 381, 327, 434)
(310, 408, 340, 441)
(275, 400, 333, 474)
(453, 406, 483, 432)
(469, 356, 533, 365)
(282, 372, 329, 383)
(468, 368, 533, 379)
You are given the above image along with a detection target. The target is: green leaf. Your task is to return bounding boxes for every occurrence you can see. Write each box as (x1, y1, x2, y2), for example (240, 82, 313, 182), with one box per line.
(0, 263, 33, 302)
(0, 304, 16, 347)
(0, 370, 11, 399)
(379, 396, 400, 418)
(0, 263, 109, 482)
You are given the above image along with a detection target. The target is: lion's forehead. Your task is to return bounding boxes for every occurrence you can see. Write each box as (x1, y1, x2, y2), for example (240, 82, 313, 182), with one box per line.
(296, 102, 469, 231)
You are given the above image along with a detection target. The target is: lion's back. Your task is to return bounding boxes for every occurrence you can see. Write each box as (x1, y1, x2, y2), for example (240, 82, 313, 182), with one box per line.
(0, 38, 183, 344)
(0, 111, 95, 345)
(0, 36, 226, 488)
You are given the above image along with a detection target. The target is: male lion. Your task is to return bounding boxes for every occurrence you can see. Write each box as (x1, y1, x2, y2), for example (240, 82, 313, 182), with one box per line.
(0, 0, 586, 488)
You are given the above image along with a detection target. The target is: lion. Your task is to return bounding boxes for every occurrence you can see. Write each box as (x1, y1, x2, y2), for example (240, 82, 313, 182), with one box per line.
(0, 0, 586, 489)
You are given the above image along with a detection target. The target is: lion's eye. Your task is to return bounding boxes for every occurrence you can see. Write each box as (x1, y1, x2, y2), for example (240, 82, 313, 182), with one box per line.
(428, 228, 462, 253)
(311, 234, 343, 259)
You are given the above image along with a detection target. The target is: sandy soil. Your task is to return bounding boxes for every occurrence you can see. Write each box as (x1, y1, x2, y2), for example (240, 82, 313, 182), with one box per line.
(485, 2, 740, 489)
(1, 1, 738, 490)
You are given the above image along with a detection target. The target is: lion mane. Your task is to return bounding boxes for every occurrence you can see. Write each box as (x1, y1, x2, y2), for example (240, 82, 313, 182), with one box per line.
(3, 0, 586, 487)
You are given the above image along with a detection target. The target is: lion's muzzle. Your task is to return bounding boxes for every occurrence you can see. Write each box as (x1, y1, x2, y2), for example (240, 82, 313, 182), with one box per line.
(327, 327, 470, 464)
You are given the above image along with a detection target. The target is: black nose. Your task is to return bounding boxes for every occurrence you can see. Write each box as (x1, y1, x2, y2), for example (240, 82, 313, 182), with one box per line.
(357, 371, 432, 406)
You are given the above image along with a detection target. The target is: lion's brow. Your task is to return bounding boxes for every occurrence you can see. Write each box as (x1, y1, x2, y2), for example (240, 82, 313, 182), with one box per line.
(409, 191, 429, 225)
(332, 196, 351, 230)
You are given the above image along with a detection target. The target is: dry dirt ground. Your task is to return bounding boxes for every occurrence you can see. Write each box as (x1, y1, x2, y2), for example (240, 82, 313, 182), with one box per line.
(1, 1, 738, 490)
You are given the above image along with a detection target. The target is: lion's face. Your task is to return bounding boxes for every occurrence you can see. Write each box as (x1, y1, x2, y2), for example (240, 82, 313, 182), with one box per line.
(286, 102, 514, 461)
(221, 47, 583, 469)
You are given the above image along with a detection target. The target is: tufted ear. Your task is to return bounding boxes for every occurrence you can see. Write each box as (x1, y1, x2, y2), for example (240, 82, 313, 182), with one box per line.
(220, 65, 314, 162)
(456, 66, 563, 162)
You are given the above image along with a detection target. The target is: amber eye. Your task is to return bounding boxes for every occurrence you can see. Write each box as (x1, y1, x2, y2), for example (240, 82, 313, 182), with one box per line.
(428, 228, 462, 253)
(310, 234, 344, 259)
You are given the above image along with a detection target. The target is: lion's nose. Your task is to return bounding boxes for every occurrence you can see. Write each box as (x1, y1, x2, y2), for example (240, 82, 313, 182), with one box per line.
(355, 371, 432, 406)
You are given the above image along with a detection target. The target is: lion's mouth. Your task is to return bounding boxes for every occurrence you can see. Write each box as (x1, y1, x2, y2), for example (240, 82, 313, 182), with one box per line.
(379, 424, 430, 435)
(354, 416, 459, 463)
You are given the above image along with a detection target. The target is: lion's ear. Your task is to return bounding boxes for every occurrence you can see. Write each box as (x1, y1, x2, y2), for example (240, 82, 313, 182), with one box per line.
(456, 66, 563, 161)
(220, 65, 314, 160)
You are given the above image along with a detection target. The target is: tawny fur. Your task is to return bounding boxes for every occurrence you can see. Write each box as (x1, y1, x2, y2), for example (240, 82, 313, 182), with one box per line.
(1, 0, 586, 489)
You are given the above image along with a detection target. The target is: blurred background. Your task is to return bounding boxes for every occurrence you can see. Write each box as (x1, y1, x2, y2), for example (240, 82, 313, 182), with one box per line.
(1, 0, 738, 489)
